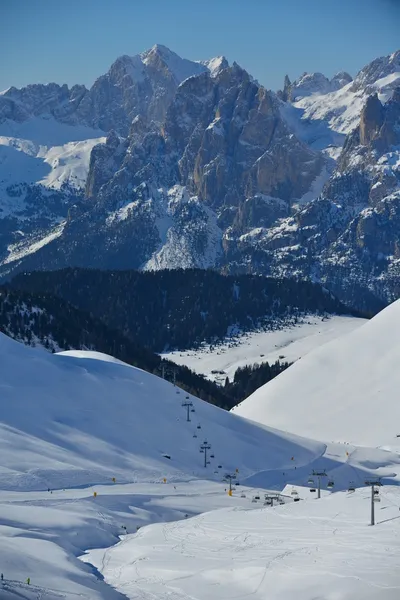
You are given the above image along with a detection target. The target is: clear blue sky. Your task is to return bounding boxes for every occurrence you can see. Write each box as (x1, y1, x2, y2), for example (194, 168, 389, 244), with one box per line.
(1, 0, 399, 92)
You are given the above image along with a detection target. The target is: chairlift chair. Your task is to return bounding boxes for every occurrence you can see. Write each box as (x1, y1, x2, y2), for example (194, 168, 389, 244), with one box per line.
(197, 425, 201, 429)
(254, 495, 260, 500)
(210, 454, 214, 458)
(200, 449, 204, 453)
(193, 433, 197, 438)
(374, 496, 381, 503)
(327, 480, 334, 489)
(310, 488, 316, 493)
(348, 482, 355, 492)
(191, 408, 195, 413)
(307, 478, 314, 485)
(291, 489, 298, 496)
(374, 489, 380, 495)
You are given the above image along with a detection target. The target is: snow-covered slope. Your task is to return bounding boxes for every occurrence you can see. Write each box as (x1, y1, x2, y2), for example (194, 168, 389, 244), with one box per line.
(0, 331, 329, 492)
(234, 300, 400, 448)
(162, 314, 366, 384)
(87, 486, 400, 600)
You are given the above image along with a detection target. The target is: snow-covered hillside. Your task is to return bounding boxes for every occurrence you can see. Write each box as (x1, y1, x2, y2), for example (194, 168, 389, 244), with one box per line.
(0, 331, 399, 597)
(0, 333, 327, 492)
(234, 300, 400, 448)
(162, 314, 366, 384)
(86, 486, 400, 600)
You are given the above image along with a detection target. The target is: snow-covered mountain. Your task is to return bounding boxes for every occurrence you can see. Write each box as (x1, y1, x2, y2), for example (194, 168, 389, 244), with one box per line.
(0, 46, 399, 311)
(234, 298, 400, 448)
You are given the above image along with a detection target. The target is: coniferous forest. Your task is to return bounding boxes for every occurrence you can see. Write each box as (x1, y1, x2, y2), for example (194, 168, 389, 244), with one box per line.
(11, 268, 360, 352)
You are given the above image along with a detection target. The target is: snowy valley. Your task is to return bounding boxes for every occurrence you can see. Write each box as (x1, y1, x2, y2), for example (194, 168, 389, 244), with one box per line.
(0, 300, 399, 598)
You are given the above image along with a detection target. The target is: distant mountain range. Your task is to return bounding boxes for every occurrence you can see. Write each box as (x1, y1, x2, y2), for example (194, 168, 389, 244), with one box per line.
(0, 45, 399, 311)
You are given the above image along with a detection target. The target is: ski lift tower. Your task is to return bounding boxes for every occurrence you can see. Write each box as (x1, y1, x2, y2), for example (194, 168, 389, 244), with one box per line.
(365, 478, 382, 526)
(312, 470, 328, 499)
(223, 472, 236, 494)
(182, 398, 193, 422)
(200, 440, 211, 468)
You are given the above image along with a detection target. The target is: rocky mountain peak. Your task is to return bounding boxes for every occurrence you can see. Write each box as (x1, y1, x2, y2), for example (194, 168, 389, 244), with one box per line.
(351, 49, 400, 93)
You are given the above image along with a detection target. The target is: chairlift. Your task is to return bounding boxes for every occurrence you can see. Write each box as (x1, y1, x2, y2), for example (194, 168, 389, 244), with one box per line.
(197, 424, 201, 429)
(310, 488, 316, 493)
(206, 461, 210, 465)
(218, 465, 222, 469)
(235, 481, 240, 486)
(327, 480, 334, 489)
(200, 449, 204, 453)
(291, 488, 298, 496)
(348, 482, 355, 492)
(193, 433, 197, 438)
(210, 454, 215, 458)
(374, 489, 380, 495)
(293, 497, 300, 502)
(191, 408, 195, 413)
(251, 497, 257, 503)
(374, 496, 381, 503)
(307, 478, 315, 485)
(254, 494, 260, 500)
(241, 493, 246, 498)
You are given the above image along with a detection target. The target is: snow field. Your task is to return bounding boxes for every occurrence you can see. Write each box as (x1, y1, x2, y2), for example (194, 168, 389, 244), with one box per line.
(162, 315, 366, 385)
(85, 485, 400, 600)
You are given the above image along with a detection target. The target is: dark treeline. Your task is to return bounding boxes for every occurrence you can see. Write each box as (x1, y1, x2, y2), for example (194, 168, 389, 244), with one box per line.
(11, 268, 359, 352)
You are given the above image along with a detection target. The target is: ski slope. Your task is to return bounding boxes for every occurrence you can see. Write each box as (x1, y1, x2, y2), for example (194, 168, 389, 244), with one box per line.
(234, 300, 400, 448)
(86, 486, 400, 600)
(162, 315, 366, 384)
(0, 333, 399, 598)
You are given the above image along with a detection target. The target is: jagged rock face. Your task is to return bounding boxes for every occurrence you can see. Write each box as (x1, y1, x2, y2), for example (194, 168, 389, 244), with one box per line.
(227, 87, 400, 309)
(83, 63, 322, 245)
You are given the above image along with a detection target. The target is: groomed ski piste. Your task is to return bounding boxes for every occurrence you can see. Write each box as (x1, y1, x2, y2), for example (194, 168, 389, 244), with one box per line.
(0, 303, 399, 598)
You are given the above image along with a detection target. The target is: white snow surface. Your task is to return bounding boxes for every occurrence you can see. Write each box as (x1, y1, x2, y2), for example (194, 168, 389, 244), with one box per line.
(86, 486, 400, 600)
(162, 315, 366, 384)
(0, 329, 400, 597)
(234, 300, 400, 448)
(0, 117, 105, 193)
